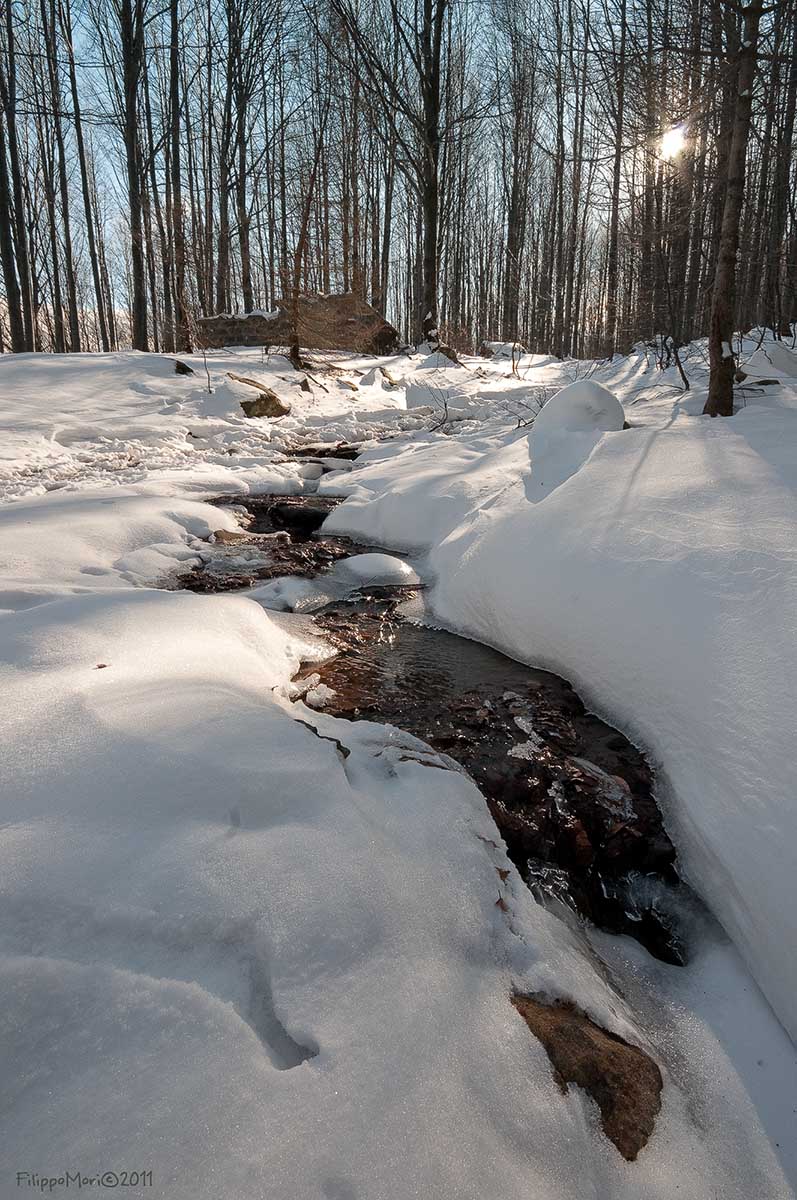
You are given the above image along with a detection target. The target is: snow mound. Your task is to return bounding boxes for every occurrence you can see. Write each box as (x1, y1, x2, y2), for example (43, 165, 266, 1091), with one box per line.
(534, 380, 625, 434)
(743, 342, 797, 380)
(248, 553, 421, 614)
(336, 552, 420, 585)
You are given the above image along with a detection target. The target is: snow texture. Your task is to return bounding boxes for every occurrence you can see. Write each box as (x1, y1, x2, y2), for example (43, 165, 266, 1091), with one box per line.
(1, 340, 795, 1198)
(532, 379, 626, 434)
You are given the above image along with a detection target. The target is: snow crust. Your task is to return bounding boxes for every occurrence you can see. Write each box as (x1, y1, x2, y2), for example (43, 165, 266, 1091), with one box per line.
(1, 341, 795, 1198)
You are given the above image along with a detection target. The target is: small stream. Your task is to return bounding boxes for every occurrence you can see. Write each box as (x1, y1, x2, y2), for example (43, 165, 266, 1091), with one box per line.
(180, 470, 693, 966)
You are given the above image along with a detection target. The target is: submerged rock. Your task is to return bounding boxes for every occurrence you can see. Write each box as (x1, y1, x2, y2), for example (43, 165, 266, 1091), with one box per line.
(268, 502, 331, 534)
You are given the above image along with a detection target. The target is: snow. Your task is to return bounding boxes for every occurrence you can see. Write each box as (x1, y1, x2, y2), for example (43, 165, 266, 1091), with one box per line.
(324, 333, 797, 1057)
(335, 551, 420, 585)
(1, 338, 796, 1198)
(481, 340, 528, 359)
(742, 341, 797, 380)
(532, 379, 626, 433)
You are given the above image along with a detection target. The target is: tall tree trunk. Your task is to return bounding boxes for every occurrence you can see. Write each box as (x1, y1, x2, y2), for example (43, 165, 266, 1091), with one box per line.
(120, 0, 148, 349)
(61, 0, 109, 350)
(705, 0, 763, 416)
(0, 6, 35, 348)
(169, 0, 191, 350)
(0, 112, 25, 350)
(42, 0, 80, 350)
(604, 0, 626, 357)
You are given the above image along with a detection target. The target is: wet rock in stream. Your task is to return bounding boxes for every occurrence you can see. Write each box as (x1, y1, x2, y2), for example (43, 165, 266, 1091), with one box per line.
(178, 493, 374, 594)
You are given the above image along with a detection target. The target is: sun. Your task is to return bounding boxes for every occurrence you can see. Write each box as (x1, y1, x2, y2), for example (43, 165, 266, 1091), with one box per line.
(660, 126, 687, 159)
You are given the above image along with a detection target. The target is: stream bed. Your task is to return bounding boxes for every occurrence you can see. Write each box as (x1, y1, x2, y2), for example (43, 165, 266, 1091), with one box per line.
(180, 482, 692, 966)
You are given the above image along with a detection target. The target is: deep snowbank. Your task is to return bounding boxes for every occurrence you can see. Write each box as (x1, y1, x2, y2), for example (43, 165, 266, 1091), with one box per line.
(5, 590, 781, 1198)
(325, 375, 797, 1047)
(1, 348, 795, 1197)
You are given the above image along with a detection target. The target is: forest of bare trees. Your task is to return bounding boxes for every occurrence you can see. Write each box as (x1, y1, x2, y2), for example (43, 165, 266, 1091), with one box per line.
(0, 0, 795, 389)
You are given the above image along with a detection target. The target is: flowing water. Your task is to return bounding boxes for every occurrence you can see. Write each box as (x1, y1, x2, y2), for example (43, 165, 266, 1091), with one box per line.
(180, 481, 692, 964)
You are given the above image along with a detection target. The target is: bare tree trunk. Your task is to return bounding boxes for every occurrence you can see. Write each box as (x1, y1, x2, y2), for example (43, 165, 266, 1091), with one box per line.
(0, 112, 25, 350)
(120, 0, 148, 349)
(604, 0, 626, 357)
(169, 0, 191, 350)
(61, 0, 109, 350)
(0, 7, 35, 349)
(705, 0, 763, 416)
(41, 0, 80, 350)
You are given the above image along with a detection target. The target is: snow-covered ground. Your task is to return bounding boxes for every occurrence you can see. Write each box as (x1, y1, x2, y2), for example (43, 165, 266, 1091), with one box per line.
(1, 341, 796, 1198)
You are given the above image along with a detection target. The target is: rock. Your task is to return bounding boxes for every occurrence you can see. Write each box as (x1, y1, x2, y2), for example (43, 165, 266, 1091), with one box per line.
(282, 443, 361, 460)
(226, 374, 291, 418)
(174, 359, 194, 375)
(211, 528, 251, 545)
(511, 994, 662, 1161)
(240, 392, 291, 418)
(196, 293, 399, 354)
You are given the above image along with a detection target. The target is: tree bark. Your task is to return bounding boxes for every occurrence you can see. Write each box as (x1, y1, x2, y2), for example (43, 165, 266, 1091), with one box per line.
(705, 0, 763, 417)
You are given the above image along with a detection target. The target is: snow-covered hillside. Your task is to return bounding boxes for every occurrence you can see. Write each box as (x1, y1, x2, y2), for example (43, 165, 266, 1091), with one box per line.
(1, 341, 795, 1198)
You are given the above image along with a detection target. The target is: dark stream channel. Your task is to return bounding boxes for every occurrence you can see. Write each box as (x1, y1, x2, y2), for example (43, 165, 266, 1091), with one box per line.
(180, 483, 690, 966)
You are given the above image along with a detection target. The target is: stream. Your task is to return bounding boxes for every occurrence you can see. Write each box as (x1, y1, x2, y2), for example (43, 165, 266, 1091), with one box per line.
(179, 463, 693, 967)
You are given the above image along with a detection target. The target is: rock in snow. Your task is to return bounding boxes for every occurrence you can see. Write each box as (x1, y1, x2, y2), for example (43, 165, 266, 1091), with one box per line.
(511, 993, 663, 1161)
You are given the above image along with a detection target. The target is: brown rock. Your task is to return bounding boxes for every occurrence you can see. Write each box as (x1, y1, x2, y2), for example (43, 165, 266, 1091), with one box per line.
(196, 293, 399, 354)
(226, 374, 291, 418)
(511, 993, 662, 1160)
(212, 528, 251, 544)
(174, 359, 194, 375)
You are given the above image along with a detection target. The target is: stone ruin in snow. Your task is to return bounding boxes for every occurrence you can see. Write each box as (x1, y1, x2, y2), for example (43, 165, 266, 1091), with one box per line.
(196, 292, 399, 355)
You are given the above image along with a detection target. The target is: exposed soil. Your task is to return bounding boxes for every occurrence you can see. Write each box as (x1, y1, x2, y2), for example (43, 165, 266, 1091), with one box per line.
(511, 993, 662, 1160)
